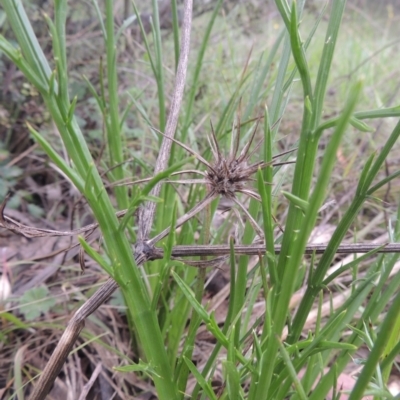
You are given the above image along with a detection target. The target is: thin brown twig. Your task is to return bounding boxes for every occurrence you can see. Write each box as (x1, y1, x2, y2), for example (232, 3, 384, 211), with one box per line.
(30, 278, 118, 399)
(137, 0, 193, 242)
(164, 242, 400, 257)
(230, 196, 264, 238)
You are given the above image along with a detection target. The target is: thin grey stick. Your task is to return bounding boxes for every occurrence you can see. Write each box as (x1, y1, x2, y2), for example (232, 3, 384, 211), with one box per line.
(138, 0, 193, 241)
(77, 363, 103, 400)
(163, 242, 400, 257)
(30, 278, 118, 400)
(230, 196, 265, 239)
(119, 243, 400, 262)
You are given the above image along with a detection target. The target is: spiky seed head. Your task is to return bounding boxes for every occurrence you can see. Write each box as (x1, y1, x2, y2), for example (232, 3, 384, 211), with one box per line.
(206, 155, 255, 198)
(205, 118, 266, 199)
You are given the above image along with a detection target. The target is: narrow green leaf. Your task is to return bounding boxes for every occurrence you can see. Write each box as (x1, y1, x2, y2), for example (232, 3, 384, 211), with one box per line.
(48, 69, 57, 96)
(382, 312, 400, 363)
(277, 336, 308, 400)
(305, 96, 313, 115)
(0, 35, 48, 93)
(224, 360, 240, 400)
(322, 244, 386, 286)
(355, 153, 376, 196)
(259, 107, 278, 284)
(83, 75, 106, 113)
(318, 341, 358, 351)
(53, 0, 69, 103)
(348, 290, 400, 400)
(172, 271, 210, 323)
(90, 0, 107, 40)
(130, 1, 156, 74)
(206, 313, 229, 348)
(114, 359, 161, 379)
(27, 123, 84, 192)
(367, 169, 400, 195)
(120, 100, 134, 130)
(183, 357, 217, 400)
(381, 340, 400, 375)
(2, 0, 52, 87)
(78, 236, 113, 276)
(183, 0, 224, 134)
(282, 191, 309, 213)
(289, 1, 313, 101)
(354, 105, 400, 119)
(312, 0, 346, 125)
(0, 312, 29, 330)
(359, 119, 400, 194)
(115, 14, 138, 43)
(349, 117, 374, 132)
(67, 96, 78, 124)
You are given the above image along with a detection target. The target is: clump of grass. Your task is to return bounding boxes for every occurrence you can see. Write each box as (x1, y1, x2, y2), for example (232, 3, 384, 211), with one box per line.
(1, 1, 400, 400)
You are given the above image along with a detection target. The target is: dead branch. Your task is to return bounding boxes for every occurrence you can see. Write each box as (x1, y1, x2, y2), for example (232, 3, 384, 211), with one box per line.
(164, 242, 400, 257)
(137, 0, 193, 242)
(30, 278, 118, 399)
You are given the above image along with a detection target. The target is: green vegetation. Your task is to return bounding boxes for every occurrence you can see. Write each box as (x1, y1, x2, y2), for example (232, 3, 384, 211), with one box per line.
(1, 0, 400, 399)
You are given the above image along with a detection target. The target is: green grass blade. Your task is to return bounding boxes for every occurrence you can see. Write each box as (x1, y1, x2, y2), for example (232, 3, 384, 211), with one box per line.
(2, 0, 52, 87)
(170, 0, 180, 70)
(182, 0, 223, 136)
(27, 123, 84, 191)
(105, 0, 128, 209)
(312, 0, 346, 126)
(151, 0, 166, 131)
(53, 0, 69, 104)
(289, 1, 312, 101)
(278, 338, 308, 400)
(183, 357, 217, 400)
(0, 36, 47, 93)
(78, 236, 113, 276)
(348, 290, 400, 400)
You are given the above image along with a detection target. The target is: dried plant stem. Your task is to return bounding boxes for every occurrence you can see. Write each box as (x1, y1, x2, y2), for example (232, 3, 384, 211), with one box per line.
(30, 278, 118, 400)
(138, 0, 193, 242)
(230, 196, 264, 238)
(128, 242, 400, 261)
(166, 242, 400, 257)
